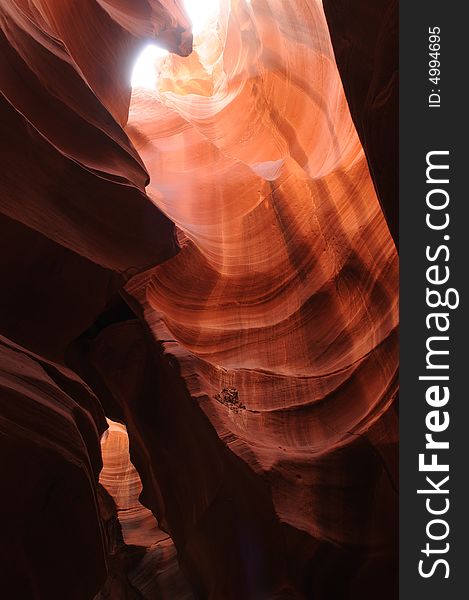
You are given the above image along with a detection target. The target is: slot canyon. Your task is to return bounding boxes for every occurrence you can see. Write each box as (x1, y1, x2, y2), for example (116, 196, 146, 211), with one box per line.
(0, 0, 398, 598)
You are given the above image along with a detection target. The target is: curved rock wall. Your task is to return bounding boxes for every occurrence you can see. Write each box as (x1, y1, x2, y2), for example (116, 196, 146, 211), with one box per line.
(123, 2, 398, 596)
(0, 0, 398, 598)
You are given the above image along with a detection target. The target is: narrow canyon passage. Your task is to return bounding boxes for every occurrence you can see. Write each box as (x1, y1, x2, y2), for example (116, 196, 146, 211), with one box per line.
(0, 1, 398, 598)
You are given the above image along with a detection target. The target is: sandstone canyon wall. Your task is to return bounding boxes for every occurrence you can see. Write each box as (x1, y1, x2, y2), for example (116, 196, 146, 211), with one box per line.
(0, 1, 398, 598)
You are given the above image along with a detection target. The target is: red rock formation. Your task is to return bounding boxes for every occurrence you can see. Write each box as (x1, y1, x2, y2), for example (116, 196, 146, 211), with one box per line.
(0, 335, 107, 598)
(0, 0, 398, 598)
(0, 0, 191, 270)
(123, 3, 398, 590)
(97, 419, 194, 598)
(323, 0, 398, 245)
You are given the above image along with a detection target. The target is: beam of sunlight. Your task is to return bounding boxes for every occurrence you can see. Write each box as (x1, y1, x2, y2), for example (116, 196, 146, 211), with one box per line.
(184, 0, 220, 35)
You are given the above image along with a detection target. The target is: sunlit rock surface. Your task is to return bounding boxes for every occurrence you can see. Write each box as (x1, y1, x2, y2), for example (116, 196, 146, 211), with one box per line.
(0, 0, 398, 598)
(97, 419, 194, 599)
(125, 3, 397, 591)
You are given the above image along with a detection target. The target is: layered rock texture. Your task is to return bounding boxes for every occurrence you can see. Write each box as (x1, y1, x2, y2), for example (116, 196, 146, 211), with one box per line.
(0, 1, 398, 599)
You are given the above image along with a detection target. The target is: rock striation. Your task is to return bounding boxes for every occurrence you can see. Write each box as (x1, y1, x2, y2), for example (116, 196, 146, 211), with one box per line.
(0, 0, 398, 598)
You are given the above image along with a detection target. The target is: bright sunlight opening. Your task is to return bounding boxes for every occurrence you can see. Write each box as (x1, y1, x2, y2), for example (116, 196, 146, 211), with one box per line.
(131, 0, 221, 89)
(184, 0, 220, 36)
(131, 44, 168, 89)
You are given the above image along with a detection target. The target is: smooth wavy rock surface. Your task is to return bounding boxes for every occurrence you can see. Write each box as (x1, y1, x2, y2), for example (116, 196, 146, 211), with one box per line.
(97, 419, 194, 599)
(0, 0, 398, 598)
(0, 0, 191, 270)
(123, 0, 398, 596)
(0, 335, 107, 598)
(323, 0, 398, 245)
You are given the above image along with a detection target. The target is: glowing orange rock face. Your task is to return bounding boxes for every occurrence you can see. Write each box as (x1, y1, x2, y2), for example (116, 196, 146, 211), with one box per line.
(126, 0, 397, 547)
(99, 420, 194, 598)
(100, 419, 165, 548)
(0, 0, 398, 597)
